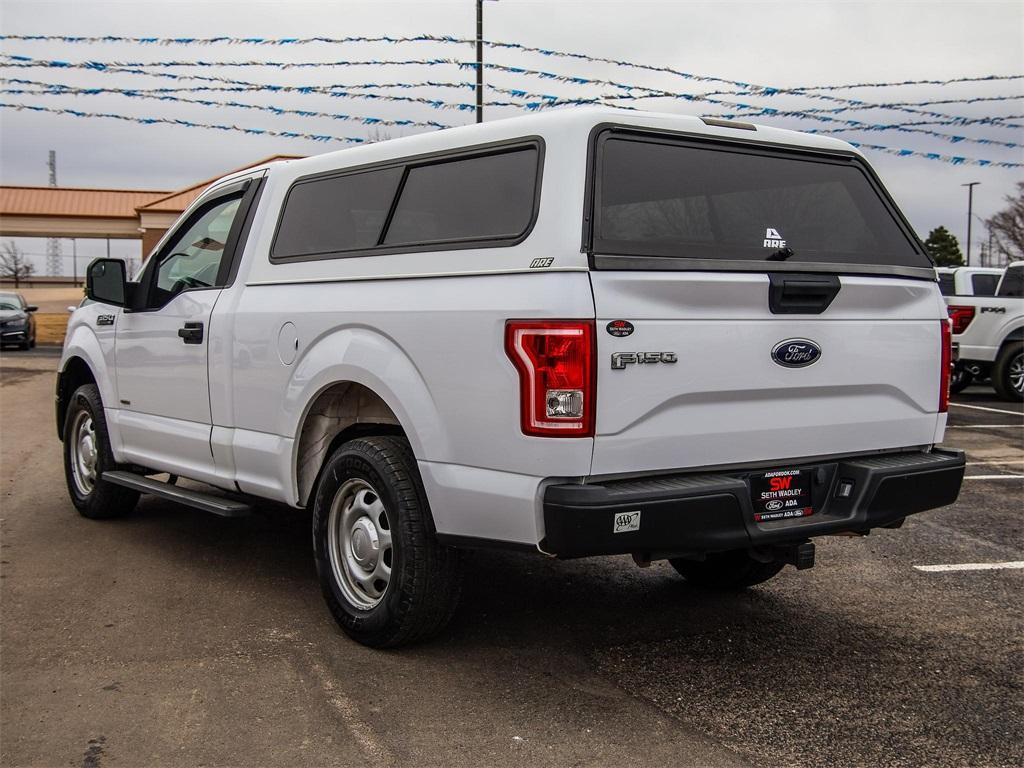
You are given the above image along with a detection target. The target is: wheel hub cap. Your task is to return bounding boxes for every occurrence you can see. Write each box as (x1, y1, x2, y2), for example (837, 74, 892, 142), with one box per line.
(326, 479, 393, 610)
(349, 518, 379, 569)
(70, 411, 98, 496)
(1010, 353, 1024, 394)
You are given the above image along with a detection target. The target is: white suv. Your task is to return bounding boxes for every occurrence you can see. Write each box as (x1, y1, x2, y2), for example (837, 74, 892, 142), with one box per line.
(58, 108, 965, 647)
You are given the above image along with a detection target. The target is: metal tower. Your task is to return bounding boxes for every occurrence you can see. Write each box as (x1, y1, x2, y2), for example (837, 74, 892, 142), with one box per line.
(45, 150, 63, 276)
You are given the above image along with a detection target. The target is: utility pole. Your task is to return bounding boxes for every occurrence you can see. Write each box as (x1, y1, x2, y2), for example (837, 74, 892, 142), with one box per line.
(475, 0, 484, 123)
(962, 181, 980, 266)
(45, 150, 63, 277)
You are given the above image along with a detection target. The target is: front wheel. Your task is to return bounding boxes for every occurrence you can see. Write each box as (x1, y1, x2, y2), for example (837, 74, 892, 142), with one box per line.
(62, 384, 139, 519)
(992, 344, 1024, 402)
(311, 436, 462, 648)
(670, 550, 785, 589)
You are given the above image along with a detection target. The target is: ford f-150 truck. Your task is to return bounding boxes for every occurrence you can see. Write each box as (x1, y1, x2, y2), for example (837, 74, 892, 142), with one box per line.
(946, 261, 1024, 399)
(58, 108, 965, 647)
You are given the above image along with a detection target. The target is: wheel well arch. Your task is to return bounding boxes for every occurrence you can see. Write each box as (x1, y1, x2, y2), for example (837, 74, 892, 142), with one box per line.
(295, 381, 406, 506)
(998, 327, 1024, 355)
(56, 356, 97, 440)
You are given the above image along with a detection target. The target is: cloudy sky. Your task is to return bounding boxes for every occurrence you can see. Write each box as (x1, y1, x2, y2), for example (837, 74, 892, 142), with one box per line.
(1, 0, 1021, 271)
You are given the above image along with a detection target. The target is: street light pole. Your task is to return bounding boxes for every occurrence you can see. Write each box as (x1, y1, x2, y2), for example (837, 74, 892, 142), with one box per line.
(475, 0, 483, 124)
(962, 182, 980, 266)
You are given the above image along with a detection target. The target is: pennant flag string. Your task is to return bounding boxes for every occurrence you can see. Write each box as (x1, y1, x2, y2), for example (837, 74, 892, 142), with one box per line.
(4, 59, 1020, 150)
(0, 82, 456, 129)
(3, 99, 1020, 169)
(4, 53, 1011, 129)
(0, 101, 367, 143)
(2, 33, 1020, 93)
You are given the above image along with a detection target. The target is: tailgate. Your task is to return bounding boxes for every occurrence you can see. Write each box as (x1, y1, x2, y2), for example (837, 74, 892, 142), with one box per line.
(591, 272, 944, 475)
(585, 126, 945, 477)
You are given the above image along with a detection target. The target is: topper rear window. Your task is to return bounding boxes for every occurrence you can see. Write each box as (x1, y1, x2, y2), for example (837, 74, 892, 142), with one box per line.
(590, 132, 929, 269)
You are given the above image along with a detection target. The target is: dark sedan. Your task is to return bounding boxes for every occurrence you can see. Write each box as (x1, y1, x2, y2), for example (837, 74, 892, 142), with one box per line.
(0, 292, 37, 350)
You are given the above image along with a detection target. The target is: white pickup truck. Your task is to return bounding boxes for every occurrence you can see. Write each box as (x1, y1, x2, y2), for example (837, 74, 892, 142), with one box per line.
(946, 261, 1024, 399)
(58, 108, 965, 647)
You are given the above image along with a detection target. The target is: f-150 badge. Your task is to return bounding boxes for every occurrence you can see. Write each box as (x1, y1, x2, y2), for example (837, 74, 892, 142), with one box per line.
(611, 351, 677, 370)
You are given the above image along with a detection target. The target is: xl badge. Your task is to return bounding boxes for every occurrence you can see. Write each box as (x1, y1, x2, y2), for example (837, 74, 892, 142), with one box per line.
(771, 339, 821, 368)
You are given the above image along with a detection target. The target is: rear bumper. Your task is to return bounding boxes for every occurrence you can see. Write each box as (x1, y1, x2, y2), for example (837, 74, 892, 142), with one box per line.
(541, 449, 965, 558)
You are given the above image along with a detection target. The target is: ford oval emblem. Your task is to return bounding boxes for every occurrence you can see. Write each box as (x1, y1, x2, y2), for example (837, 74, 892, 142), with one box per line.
(771, 339, 821, 368)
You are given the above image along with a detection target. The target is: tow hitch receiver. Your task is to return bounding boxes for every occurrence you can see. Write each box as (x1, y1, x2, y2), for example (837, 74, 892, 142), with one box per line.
(774, 541, 816, 570)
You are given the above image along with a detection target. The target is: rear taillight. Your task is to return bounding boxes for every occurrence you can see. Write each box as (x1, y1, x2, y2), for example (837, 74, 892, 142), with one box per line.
(939, 318, 951, 413)
(505, 320, 595, 437)
(947, 304, 975, 335)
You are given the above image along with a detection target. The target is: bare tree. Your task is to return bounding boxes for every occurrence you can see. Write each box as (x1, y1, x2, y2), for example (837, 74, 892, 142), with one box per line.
(0, 241, 35, 288)
(987, 181, 1024, 262)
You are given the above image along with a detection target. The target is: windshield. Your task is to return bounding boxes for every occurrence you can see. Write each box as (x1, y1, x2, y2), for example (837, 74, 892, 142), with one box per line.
(0, 300, 21, 311)
(592, 134, 929, 269)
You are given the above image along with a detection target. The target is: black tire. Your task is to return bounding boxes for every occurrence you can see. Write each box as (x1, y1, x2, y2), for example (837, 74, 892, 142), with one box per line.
(312, 436, 462, 648)
(17, 340, 29, 351)
(62, 383, 139, 519)
(992, 344, 1024, 402)
(949, 365, 973, 395)
(669, 549, 785, 589)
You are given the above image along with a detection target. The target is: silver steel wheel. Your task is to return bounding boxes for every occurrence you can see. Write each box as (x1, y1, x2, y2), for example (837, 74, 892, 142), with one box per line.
(70, 409, 98, 497)
(327, 478, 393, 610)
(1009, 352, 1024, 395)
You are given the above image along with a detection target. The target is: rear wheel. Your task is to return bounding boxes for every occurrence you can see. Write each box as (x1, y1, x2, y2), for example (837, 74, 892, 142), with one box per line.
(992, 344, 1024, 402)
(670, 549, 785, 589)
(62, 384, 139, 519)
(311, 436, 462, 648)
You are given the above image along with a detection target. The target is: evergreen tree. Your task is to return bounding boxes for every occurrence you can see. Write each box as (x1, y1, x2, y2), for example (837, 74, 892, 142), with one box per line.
(924, 226, 964, 266)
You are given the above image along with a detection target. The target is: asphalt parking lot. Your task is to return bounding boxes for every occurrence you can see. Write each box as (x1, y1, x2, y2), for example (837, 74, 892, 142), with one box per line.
(1, 348, 1021, 767)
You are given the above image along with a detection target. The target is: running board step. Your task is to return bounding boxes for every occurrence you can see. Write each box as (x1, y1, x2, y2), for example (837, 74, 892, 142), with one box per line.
(102, 471, 252, 518)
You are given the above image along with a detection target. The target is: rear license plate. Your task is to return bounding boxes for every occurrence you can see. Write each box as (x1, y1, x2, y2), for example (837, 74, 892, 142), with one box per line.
(750, 468, 814, 522)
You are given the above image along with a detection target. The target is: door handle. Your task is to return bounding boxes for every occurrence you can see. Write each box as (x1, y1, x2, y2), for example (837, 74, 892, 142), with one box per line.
(178, 321, 204, 344)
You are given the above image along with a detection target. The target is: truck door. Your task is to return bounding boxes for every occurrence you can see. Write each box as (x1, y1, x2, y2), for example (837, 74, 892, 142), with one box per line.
(114, 178, 260, 479)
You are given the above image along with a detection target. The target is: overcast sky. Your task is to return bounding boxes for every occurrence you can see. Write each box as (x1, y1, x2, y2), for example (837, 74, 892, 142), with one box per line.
(1, 0, 1021, 272)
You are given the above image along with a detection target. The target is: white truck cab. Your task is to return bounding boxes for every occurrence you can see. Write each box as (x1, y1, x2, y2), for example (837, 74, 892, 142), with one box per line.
(58, 108, 965, 647)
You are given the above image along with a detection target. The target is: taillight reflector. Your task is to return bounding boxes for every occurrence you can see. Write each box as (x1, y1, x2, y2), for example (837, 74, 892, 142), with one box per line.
(939, 318, 951, 413)
(947, 304, 975, 335)
(505, 320, 595, 437)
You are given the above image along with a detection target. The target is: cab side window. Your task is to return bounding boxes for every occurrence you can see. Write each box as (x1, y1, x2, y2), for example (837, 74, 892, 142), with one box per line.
(149, 195, 242, 306)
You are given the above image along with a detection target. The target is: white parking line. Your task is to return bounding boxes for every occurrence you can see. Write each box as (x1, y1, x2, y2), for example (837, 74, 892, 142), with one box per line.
(949, 402, 1024, 417)
(964, 474, 1024, 480)
(914, 561, 1024, 572)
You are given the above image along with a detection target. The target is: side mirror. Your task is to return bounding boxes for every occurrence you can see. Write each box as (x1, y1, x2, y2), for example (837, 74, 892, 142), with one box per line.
(86, 258, 128, 307)
(24, 305, 38, 312)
